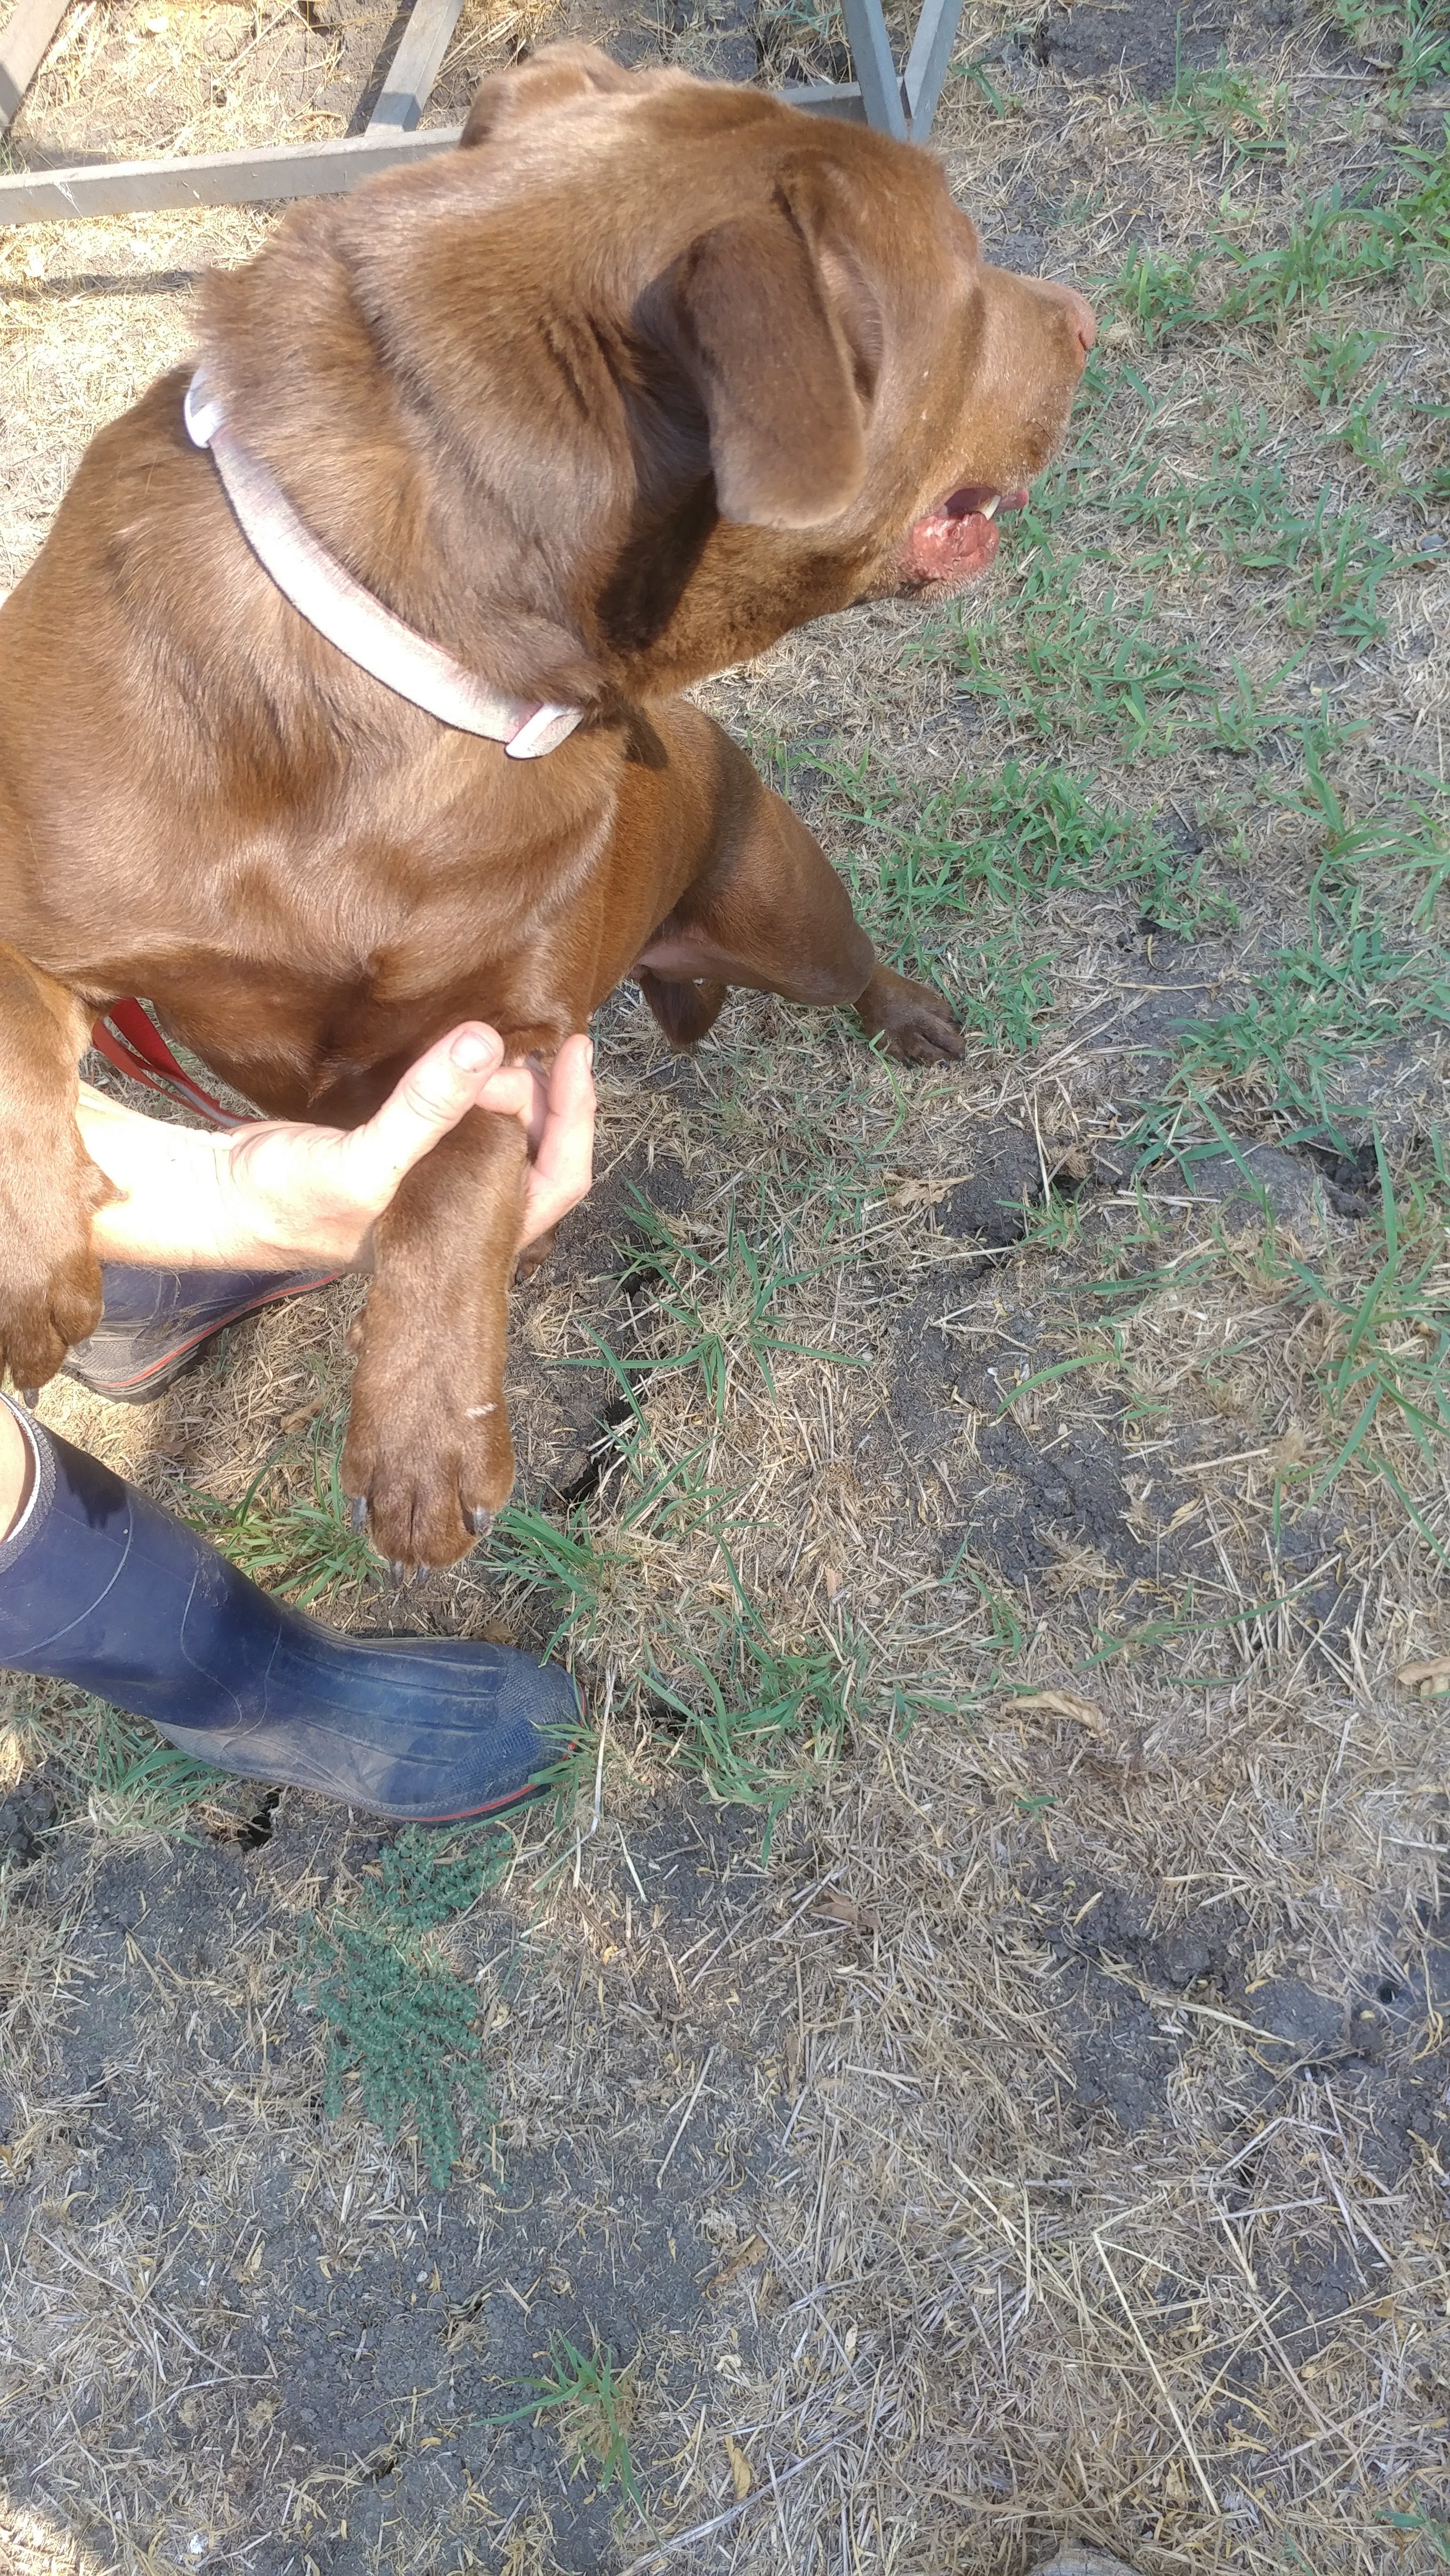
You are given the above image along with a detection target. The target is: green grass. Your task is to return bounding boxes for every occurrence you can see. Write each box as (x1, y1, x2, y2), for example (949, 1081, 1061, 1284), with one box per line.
(1156, 58, 1287, 159)
(648, 1604, 858, 1832)
(87, 1706, 225, 1830)
(1281, 513, 1397, 647)
(487, 1498, 621, 1640)
(924, 519, 1213, 755)
(1297, 324, 1391, 405)
(1326, 0, 1450, 90)
(182, 1422, 375, 1608)
(597, 1191, 862, 1416)
(1109, 138, 1450, 340)
(301, 1826, 511, 2185)
(1276, 1149, 1450, 1559)
(1379, 2502, 1450, 2565)
(1172, 882, 1450, 1136)
(488, 2333, 641, 2507)
(835, 754, 1232, 933)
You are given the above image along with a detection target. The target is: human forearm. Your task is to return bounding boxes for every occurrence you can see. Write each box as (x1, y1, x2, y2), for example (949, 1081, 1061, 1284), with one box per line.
(78, 1086, 287, 1268)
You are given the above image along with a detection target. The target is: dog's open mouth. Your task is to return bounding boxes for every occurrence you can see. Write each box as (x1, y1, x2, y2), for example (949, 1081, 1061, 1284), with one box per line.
(901, 483, 1029, 586)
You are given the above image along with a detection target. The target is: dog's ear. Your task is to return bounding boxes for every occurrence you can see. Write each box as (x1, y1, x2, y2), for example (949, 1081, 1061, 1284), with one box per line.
(461, 43, 648, 149)
(669, 196, 869, 531)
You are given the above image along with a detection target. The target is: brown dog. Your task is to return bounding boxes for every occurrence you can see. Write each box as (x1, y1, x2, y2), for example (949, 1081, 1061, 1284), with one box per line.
(0, 47, 1092, 1566)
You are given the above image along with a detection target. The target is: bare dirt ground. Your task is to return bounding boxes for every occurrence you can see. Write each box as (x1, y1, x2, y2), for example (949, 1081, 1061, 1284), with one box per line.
(3, 2, 1450, 2571)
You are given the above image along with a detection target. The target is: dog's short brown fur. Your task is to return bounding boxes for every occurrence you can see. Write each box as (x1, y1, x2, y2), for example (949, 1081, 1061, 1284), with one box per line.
(0, 48, 1092, 1565)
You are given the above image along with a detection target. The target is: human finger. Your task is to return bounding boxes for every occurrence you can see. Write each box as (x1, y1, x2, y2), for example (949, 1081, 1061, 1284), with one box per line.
(475, 1057, 549, 1146)
(519, 1035, 595, 1247)
(333, 1023, 505, 1207)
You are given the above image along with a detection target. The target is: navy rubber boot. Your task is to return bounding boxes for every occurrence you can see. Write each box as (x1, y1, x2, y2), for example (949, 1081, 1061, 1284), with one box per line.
(0, 1406, 577, 1821)
(64, 1263, 343, 1403)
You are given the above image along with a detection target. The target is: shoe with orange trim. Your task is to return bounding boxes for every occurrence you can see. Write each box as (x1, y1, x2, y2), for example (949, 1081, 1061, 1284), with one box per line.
(64, 1264, 343, 1404)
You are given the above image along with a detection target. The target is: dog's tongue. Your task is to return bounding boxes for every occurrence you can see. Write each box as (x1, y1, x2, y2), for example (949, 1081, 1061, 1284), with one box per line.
(903, 485, 1028, 584)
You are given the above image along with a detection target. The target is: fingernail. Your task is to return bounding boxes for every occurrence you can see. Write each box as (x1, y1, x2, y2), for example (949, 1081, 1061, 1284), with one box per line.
(586, 1038, 595, 1071)
(450, 1031, 498, 1073)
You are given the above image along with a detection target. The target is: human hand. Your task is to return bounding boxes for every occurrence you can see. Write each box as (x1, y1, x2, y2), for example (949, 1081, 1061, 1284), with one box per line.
(79, 1026, 597, 1271)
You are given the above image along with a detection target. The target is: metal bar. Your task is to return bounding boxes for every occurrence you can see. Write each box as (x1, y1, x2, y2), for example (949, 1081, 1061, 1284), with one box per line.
(0, 60, 892, 227)
(0, 122, 459, 224)
(367, 0, 465, 132)
(840, 0, 905, 137)
(779, 77, 866, 121)
(902, 0, 965, 139)
(0, 0, 71, 135)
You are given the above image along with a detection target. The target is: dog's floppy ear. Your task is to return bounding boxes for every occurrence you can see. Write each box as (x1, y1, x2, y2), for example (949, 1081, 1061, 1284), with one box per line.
(669, 198, 868, 531)
(460, 43, 643, 149)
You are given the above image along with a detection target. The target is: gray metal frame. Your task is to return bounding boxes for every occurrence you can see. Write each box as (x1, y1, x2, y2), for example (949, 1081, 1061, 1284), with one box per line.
(0, 0, 966, 225)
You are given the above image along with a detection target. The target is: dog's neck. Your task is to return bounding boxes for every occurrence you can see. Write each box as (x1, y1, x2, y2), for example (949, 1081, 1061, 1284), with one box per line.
(184, 373, 582, 760)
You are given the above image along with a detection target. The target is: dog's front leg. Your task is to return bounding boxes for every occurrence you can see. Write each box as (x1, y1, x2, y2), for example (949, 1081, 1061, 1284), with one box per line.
(0, 944, 113, 1394)
(341, 1105, 525, 1569)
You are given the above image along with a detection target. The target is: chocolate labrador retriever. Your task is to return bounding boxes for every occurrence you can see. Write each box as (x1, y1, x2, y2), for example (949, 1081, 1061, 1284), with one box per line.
(0, 46, 1093, 1566)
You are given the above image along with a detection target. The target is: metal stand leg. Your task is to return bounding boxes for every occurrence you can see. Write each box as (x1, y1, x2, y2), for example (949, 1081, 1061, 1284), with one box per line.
(786, 0, 967, 141)
(841, 0, 907, 137)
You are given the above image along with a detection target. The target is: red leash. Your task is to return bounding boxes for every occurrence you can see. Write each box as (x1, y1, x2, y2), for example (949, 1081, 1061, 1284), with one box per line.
(90, 999, 248, 1130)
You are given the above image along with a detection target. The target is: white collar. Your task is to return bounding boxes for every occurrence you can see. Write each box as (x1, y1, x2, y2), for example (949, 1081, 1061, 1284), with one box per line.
(184, 372, 582, 761)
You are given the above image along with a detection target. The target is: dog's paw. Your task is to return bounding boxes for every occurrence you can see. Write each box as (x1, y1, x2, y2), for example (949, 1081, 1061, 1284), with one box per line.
(341, 1370, 516, 1570)
(856, 965, 964, 1064)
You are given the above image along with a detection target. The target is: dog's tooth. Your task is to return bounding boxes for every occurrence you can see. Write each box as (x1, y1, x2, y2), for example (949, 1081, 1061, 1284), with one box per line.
(979, 494, 1001, 520)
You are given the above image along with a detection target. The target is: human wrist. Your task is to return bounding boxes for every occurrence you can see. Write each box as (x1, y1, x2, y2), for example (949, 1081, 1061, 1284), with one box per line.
(215, 1123, 371, 1269)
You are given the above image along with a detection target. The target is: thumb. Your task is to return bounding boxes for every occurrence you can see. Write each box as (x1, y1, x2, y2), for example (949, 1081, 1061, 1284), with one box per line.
(338, 1024, 505, 1198)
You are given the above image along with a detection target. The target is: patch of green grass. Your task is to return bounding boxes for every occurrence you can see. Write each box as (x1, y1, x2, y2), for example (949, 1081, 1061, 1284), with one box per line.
(1109, 141, 1450, 342)
(603, 1193, 861, 1417)
(487, 1499, 620, 1640)
(820, 756, 1234, 1045)
(924, 520, 1213, 755)
(650, 1624, 856, 1826)
(1157, 58, 1286, 159)
(1275, 1150, 1450, 1559)
(1214, 183, 1407, 324)
(301, 1826, 511, 2185)
(647, 1545, 860, 1832)
(1379, 2502, 1450, 2565)
(489, 2333, 640, 2507)
(1174, 885, 1450, 1135)
(1281, 512, 1397, 647)
(1294, 746, 1450, 921)
(1326, 0, 1450, 90)
(1298, 324, 1391, 405)
(954, 927, 1057, 1052)
(1112, 416, 1297, 559)
(88, 1706, 223, 1831)
(1114, 242, 1204, 344)
(183, 1427, 374, 1608)
(844, 756, 1231, 929)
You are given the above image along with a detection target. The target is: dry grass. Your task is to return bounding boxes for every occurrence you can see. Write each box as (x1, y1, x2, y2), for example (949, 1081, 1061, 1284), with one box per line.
(4, 4, 1450, 2573)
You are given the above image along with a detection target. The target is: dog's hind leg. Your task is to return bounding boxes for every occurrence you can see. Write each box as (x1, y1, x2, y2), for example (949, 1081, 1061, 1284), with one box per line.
(636, 970, 728, 1051)
(636, 757, 963, 1066)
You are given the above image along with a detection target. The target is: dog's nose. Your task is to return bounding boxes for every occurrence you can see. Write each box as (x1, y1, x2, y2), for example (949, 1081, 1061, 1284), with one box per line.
(1054, 282, 1097, 356)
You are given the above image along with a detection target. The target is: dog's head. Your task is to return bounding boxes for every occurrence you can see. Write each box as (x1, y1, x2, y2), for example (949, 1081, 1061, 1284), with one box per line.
(205, 44, 1094, 707)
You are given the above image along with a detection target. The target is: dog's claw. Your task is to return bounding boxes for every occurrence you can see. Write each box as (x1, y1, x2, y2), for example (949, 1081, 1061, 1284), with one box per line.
(386, 1559, 410, 1585)
(349, 1495, 368, 1531)
(467, 1504, 493, 1538)
(19, 1388, 38, 1411)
